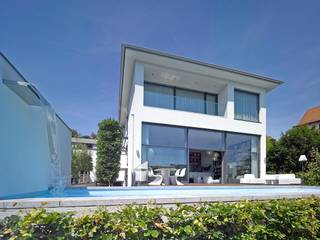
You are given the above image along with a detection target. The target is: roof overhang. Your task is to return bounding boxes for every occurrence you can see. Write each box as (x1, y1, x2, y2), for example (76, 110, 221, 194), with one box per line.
(119, 44, 283, 124)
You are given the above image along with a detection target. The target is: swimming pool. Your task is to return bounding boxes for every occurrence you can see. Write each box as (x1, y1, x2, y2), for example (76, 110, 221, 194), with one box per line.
(3, 185, 320, 200)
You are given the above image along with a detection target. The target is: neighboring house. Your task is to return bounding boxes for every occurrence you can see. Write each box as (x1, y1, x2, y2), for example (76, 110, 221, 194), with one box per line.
(71, 137, 127, 185)
(72, 137, 97, 183)
(298, 106, 320, 129)
(0, 52, 71, 197)
(119, 44, 282, 186)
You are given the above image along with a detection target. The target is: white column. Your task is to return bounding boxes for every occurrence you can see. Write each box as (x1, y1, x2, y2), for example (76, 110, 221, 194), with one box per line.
(259, 90, 267, 178)
(126, 62, 144, 186)
(225, 83, 234, 119)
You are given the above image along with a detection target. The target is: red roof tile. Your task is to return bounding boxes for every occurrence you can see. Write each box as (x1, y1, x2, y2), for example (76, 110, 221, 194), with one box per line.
(299, 106, 320, 125)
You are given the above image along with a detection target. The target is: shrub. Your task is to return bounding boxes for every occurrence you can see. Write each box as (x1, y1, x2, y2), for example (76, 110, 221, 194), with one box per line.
(1, 197, 320, 239)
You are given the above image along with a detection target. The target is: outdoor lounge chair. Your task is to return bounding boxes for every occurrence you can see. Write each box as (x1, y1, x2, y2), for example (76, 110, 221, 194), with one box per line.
(170, 168, 186, 185)
(147, 168, 163, 186)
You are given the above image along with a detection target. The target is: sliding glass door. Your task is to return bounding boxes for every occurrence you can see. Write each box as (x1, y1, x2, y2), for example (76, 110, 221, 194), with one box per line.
(141, 123, 260, 183)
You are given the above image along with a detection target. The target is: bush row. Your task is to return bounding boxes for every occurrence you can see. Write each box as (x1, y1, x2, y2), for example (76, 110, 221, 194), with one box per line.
(1, 197, 320, 239)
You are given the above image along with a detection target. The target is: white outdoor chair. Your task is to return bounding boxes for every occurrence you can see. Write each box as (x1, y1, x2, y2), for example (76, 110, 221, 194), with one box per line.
(170, 168, 186, 185)
(147, 168, 163, 186)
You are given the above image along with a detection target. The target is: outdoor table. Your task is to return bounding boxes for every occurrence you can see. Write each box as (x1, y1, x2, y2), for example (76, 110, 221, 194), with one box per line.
(154, 167, 177, 185)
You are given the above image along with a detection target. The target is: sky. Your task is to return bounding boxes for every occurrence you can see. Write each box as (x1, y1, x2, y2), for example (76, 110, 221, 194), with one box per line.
(0, 0, 319, 138)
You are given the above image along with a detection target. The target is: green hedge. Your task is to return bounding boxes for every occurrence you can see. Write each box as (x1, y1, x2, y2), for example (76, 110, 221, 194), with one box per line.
(1, 197, 320, 239)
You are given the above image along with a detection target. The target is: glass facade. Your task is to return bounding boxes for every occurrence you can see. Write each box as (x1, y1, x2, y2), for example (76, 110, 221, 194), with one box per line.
(144, 82, 218, 115)
(142, 124, 187, 169)
(188, 129, 225, 151)
(224, 133, 260, 182)
(234, 89, 259, 122)
(144, 83, 174, 109)
(142, 123, 260, 183)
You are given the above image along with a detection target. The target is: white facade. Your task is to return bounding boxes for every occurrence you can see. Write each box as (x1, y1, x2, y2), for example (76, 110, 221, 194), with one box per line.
(119, 45, 282, 186)
(0, 52, 71, 197)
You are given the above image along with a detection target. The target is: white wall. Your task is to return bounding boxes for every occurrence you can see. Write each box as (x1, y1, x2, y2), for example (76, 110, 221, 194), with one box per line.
(56, 116, 72, 186)
(126, 62, 268, 185)
(0, 65, 71, 197)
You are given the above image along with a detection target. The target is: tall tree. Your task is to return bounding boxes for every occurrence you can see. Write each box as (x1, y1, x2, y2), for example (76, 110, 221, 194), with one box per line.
(96, 119, 123, 185)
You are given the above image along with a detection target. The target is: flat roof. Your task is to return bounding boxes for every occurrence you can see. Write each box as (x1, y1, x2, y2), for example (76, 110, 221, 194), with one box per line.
(119, 44, 283, 122)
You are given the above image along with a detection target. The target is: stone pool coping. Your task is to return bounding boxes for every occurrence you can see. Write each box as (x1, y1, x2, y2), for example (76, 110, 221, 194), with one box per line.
(1, 186, 320, 219)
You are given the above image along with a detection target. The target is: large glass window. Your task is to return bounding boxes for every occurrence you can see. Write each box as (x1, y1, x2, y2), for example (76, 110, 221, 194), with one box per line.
(234, 89, 259, 122)
(142, 123, 187, 169)
(224, 133, 259, 182)
(144, 83, 174, 109)
(142, 124, 186, 147)
(206, 94, 218, 115)
(176, 89, 205, 114)
(188, 129, 225, 151)
(144, 82, 218, 115)
(142, 147, 187, 168)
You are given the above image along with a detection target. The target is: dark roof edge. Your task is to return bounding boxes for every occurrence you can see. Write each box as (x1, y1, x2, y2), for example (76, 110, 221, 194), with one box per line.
(121, 43, 283, 84)
(0, 50, 71, 132)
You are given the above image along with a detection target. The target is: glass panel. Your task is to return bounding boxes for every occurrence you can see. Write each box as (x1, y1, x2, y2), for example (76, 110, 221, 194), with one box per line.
(144, 83, 174, 109)
(224, 133, 260, 182)
(234, 90, 259, 122)
(142, 124, 186, 148)
(176, 89, 205, 114)
(142, 146, 187, 168)
(188, 129, 225, 150)
(206, 94, 218, 115)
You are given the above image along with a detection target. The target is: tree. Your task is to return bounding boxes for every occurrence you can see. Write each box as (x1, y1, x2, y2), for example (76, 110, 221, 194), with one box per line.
(72, 144, 93, 183)
(266, 137, 287, 173)
(301, 147, 320, 185)
(267, 126, 320, 173)
(72, 129, 80, 138)
(278, 126, 320, 172)
(96, 119, 123, 185)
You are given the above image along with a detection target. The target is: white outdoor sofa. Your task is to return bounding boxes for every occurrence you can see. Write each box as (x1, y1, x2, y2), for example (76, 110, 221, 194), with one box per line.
(240, 174, 302, 185)
(265, 174, 302, 185)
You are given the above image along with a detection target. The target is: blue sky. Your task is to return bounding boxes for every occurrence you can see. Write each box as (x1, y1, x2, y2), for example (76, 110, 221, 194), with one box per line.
(1, 0, 319, 138)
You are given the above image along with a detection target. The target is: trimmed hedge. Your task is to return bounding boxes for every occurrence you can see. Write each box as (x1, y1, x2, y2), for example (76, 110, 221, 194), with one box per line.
(1, 197, 320, 239)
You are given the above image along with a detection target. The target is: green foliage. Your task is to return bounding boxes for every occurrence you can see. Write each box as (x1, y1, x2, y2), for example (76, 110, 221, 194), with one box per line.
(96, 119, 123, 185)
(1, 198, 320, 239)
(72, 144, 93, 182)
(301, 148, 320, 185)
(267, 126, 320, 174)
(72, 129, 80, 138)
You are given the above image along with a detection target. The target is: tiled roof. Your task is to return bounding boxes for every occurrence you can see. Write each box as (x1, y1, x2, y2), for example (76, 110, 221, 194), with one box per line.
(299, 106, 320, 125)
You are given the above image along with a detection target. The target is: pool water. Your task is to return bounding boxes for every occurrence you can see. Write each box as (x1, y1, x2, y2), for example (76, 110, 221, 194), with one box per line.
(3, 186, 320, 200)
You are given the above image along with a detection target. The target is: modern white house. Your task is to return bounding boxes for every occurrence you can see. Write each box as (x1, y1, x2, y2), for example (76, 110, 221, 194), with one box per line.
(119, 44, 283, 186)
(0, 52, 71, 198)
